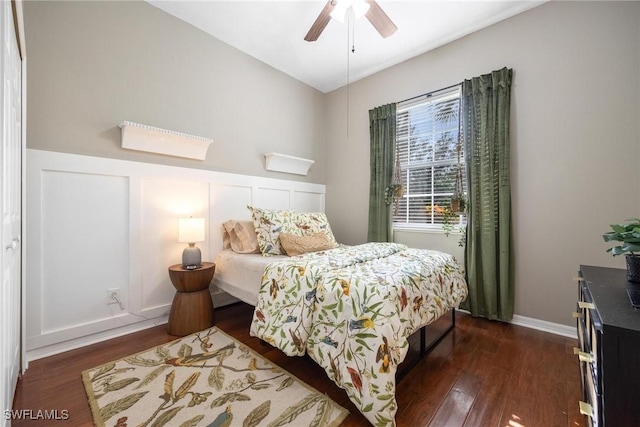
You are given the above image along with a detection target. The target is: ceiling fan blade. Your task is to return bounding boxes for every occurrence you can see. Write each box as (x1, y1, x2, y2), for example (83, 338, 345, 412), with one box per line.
(304, 1, 335, 42)
(365, 0, 397, 38)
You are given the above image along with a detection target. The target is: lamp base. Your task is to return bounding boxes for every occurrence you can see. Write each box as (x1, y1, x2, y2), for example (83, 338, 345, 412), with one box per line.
(182, 244, 202, 269)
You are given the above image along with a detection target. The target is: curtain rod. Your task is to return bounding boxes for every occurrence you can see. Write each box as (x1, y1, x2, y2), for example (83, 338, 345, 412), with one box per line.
(398, 81, 462, 105)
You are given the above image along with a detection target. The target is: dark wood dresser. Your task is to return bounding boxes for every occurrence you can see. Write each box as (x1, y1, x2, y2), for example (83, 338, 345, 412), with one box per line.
(576, 265, 640, 426)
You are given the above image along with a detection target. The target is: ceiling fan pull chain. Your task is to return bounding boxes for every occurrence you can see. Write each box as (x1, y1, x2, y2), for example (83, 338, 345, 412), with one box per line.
(346, 15, 351, 139)
(351, 11, 356, 53)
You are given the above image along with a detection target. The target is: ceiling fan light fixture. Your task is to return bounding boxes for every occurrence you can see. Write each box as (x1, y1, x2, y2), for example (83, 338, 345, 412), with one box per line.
(305, 0, 394, 42)
(352, 0, 371, 20)
(330, 0, 370, 23)
(329, 1, 348, 23)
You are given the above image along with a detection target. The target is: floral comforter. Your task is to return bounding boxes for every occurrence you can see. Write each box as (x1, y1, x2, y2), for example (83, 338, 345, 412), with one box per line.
(249, 242, 468, 426)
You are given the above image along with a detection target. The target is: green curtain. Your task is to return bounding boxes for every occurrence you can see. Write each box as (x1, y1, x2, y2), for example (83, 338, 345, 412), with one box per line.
(367, 103, 396, 242)
(460, 67, 514, 321)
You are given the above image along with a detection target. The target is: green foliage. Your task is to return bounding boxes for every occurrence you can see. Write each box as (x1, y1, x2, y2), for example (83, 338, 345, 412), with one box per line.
(384, 184, 403, 206)
(603, 218, 640, 256)
(429, 200, 467, 247)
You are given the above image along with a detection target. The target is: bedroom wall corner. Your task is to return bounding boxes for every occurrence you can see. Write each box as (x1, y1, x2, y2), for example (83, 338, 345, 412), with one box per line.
(324, 1, 640, 328)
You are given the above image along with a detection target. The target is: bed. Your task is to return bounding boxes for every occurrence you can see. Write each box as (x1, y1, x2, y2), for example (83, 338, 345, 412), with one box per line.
(213, 208, 468, 426)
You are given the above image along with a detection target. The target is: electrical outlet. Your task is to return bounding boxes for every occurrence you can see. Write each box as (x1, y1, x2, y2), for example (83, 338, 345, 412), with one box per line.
(107, 288, 120, 305)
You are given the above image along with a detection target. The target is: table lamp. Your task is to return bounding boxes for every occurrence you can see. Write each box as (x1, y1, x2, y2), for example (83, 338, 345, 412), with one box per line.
(178, 217, 205, 269)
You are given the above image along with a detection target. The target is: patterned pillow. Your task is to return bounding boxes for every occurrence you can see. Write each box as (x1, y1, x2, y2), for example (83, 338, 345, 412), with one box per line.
(248, 206, 338, 256)
(279, 232, 339, 256)
(248, 206, 293, 256)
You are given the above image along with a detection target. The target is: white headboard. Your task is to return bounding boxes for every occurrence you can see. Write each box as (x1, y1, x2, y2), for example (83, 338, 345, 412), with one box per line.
(25, 149, 325, 358)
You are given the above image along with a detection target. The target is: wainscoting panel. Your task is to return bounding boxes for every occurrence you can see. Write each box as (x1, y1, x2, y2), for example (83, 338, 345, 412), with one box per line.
(139, 178, 210, 312)
(253, 186, 291, 210)
(26, 149, 326, 360)
(292, 190, 325, 213)
(40, 170, 130, 333)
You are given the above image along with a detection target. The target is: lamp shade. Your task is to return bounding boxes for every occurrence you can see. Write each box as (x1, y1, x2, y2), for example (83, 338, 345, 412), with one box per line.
(178, 217, 205, 243)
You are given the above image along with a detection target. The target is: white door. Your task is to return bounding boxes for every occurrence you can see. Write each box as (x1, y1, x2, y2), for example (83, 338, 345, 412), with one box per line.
(1, 0, 23, 424)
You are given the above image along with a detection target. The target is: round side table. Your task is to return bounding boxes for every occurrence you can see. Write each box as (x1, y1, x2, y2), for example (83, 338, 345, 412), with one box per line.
(167, 262, 216, 336)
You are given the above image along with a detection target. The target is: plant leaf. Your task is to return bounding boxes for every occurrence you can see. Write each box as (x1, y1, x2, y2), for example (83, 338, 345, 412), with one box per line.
(210, 392, 250, 408)
(124, 355, 162, 367)
(309, 398, 331, 427)
(91, 363, 115, 381)
(276, 377, 293, 391)
(208, 366, 225, 391)
(98, 391, 148, 421)
(150, 406, 184, 427)
(135, 365, 171, 390)
(179, 415, 205, 427)
(266, 394, 322, 427)
(177, 344, 193, 358)
(163, 370, 175, 400)
(155, 346, 170, 359)
(250, 383, 271, 390)
(174, 372, 200, 400)
(243, 401, 271, 427)
(104, 377, 139, 392)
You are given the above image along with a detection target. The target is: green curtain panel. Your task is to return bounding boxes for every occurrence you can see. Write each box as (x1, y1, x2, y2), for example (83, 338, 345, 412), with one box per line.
(461, 67, 514, 321)
(367, 103, 396, 242)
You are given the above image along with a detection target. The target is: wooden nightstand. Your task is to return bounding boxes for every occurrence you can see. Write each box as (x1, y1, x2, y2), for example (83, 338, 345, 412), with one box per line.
(167, 262, 216, 336)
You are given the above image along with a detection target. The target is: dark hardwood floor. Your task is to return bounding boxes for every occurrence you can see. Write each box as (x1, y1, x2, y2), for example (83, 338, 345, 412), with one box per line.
(12, 302, 585, 427)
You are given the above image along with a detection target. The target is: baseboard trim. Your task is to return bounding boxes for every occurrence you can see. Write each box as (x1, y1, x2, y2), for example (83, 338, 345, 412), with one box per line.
(455, 309, 577, 339)
(25, 292, 241, 365)
(26, 315, 169, 364)
(510, 314, 577, 339)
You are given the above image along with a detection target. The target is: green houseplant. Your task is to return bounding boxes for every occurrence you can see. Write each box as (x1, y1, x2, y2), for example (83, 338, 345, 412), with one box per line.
(603, 218, 640, 283)
(425, 203, 466, 247)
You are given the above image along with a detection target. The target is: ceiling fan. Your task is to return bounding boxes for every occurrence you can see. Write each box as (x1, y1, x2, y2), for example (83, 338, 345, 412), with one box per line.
(304, 0, 398, 42)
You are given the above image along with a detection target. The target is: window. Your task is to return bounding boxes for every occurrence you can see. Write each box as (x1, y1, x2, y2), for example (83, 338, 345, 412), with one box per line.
(393, 85, 466, 230)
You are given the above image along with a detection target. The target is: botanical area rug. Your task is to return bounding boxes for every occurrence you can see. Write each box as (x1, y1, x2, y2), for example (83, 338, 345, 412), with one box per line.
(82, 327, 348, 427)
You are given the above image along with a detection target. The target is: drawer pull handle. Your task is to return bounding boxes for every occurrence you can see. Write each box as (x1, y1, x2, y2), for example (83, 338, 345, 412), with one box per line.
(572, 311, 582, 319)
(579, 401, 593, 418)
(573, 347, 595, 363)
(578, 301, 595, 310)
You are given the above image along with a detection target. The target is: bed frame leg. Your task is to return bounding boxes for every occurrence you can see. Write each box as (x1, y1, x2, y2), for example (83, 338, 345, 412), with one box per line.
(399, 309, 457, 382)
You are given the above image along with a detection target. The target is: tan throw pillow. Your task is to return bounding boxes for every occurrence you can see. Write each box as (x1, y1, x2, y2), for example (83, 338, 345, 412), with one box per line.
(279, 232, 339, 256)
(222, 220, 260, 254)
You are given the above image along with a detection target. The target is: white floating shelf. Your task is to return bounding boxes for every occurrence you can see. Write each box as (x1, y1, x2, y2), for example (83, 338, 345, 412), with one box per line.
(119, 121, 213, 160)
(264, 152, 314, 176)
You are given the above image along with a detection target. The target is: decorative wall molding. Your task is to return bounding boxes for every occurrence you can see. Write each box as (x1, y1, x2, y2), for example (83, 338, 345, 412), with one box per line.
(265, 152, 314, 176)
(120, 121, 213, 160)
(26, 149, 325, 361)
(456, 308, 576, 338)
(510, 314, 577, 339)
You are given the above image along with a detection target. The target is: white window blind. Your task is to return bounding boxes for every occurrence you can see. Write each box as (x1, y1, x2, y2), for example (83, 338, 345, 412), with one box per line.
(393, 85, 466, 229)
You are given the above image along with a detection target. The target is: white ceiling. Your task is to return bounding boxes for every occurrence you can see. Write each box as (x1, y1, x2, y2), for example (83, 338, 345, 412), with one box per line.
(147, 0, 544, 93)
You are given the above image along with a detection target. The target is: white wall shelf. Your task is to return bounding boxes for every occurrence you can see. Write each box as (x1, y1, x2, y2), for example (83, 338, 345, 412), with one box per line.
(119, 121, 212, 160)
(265, 152, 314, 176)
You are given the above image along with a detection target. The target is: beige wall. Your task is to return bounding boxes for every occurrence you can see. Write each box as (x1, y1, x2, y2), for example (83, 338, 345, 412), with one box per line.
(325, 1, 640, 326)
(24, 0, 326, 182)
